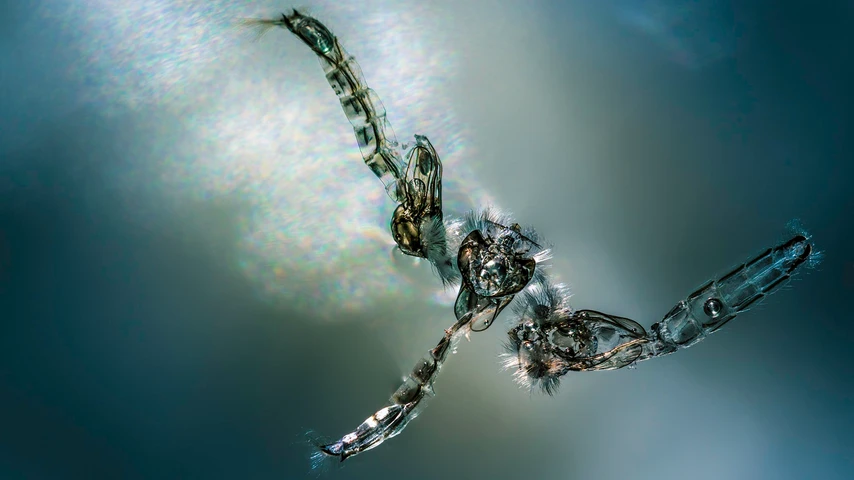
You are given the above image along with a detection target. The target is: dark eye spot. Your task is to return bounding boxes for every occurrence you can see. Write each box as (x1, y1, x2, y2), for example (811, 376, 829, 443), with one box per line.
(703, 298, 723, 318)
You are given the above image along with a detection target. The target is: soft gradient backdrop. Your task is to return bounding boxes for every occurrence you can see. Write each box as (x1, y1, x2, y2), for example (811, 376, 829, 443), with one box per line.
(1, 1, 851, 479)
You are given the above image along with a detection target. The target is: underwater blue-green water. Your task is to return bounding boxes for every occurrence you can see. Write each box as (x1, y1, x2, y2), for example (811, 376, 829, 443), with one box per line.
(1, 1, 851, 478)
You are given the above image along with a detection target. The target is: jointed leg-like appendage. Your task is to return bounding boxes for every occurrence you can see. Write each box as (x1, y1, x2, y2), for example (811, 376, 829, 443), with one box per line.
(312, 312, 472, 464)
(314, 209, 551, 464)
(281, 10, 407, 199)
(240, 8, 822, 466)
(242, 10, 458, 282)
(505, 232, 819, 392)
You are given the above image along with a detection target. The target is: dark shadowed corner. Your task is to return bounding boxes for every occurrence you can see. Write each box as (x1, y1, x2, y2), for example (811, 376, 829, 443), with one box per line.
(0, 105, 411, 479)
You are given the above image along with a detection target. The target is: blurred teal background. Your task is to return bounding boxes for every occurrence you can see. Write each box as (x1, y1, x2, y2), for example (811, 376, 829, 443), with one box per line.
(1, 1, 851, 478)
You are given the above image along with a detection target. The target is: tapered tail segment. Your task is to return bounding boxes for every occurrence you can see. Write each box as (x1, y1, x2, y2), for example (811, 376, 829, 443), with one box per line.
(311, 313, 473, 463)
(505, 231, 819, 391)
(639, 233, 815, 359)
(284, 9, 407, 201)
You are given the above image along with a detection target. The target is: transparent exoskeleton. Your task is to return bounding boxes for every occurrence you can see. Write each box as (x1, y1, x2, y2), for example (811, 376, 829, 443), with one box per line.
(240, 10, 458, 282)
(455, 213, 546, 331)
(504, 233, 818, 394)
(240, 9, 822, 466)
(390, 135, 449, 263)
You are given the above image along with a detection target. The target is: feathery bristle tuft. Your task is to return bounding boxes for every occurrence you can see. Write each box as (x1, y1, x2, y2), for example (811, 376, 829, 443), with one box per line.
(421, 215, 460, 285)
(785, 219, 823, 269)
(512, 276, 573, 327)
(302, 430, 343, 476)
(234, 17, 285, 42)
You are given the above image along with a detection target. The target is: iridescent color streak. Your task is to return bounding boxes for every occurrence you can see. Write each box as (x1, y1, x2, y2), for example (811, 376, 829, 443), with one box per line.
(41, 0, 489, 318)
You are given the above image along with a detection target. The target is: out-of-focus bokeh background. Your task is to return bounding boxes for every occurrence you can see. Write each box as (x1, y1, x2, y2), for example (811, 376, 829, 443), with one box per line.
(1, 1, 851, 478)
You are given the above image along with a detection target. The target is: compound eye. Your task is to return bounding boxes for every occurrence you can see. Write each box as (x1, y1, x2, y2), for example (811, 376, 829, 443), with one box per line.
(392, 219, 423, 257)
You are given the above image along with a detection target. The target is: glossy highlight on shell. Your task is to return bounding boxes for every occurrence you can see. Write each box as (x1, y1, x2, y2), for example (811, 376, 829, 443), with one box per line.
(239, 8, 822, 466)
